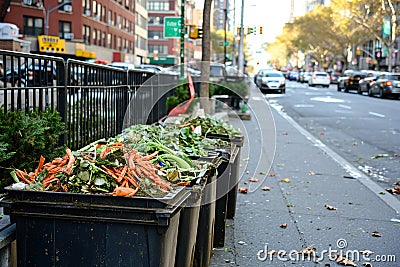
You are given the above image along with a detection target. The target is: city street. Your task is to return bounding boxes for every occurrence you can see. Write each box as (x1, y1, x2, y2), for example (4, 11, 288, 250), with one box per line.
(210, 80, 400, 267)
(269, 81, 400, 190)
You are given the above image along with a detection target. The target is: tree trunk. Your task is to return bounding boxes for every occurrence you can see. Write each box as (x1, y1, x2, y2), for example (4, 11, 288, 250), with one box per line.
(200, 0, 212, 114)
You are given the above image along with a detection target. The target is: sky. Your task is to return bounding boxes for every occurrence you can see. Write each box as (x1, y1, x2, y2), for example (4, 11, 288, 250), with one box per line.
(195, 0, 306, 44)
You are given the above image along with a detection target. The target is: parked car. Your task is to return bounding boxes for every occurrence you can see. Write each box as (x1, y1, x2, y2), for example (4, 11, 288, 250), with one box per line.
(298, 71, 311, 83)
(136, 64, 165, 73)
(337, 70, 366, 92)
(209, 63, 227, 82)
(308, 71, 330, 87)
(357, 71, 383, 95)
(330, 72, 341, 84)
(108, 62, 135, 70)
(288, 70, 299, 81)
(0, 68, 24, 87)
(255, 70, 286, 94)
(368, 73, 400, 99)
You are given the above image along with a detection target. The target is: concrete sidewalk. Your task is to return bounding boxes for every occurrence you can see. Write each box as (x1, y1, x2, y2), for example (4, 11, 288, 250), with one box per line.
(210, 98, 400, 266)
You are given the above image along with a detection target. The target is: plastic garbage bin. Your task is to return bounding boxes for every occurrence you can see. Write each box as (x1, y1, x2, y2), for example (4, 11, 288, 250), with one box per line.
(206, 133, 244, 220)
(175, 162, 216, 267)
(2, 187, 189, 267)
(212, 150, 231, 248)
(193, 165, 217, 267)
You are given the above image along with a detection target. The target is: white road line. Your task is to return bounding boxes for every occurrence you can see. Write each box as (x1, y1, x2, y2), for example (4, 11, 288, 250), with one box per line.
(271, 104, 400, 215)
(369, 112, 385, 118)
(338, 104, 352, 110)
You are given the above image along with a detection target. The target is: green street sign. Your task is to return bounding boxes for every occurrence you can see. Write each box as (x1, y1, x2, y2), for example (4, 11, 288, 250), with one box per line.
(164, 17, 181, 38)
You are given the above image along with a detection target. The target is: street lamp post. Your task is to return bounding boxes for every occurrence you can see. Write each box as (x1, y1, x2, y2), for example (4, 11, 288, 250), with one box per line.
(45, 1, 72, 36)
(223, 8, 227, 66)
(238, 0, 245, 74)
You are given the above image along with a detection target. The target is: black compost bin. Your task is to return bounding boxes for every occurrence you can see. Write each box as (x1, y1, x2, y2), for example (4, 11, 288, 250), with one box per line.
(226, 134, 244, 219)
(212, 149, 231, 248)
(2, 187, 190, 267)
(206, 133, 244, 220)
(175, 186, 202, 267)
(193, 165, 218, 267)
(175, 161, 218, 267)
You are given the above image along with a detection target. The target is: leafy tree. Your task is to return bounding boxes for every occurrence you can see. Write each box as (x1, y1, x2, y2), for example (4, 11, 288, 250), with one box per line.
(335, 0, 400, 71)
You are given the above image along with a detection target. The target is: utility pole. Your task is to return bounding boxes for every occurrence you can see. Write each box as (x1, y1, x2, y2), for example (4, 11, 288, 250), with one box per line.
(223, 8, 227, 66)
(45, 1, 72, 36)
(180, 0, 185, 79)
(238, 0, 245, 74)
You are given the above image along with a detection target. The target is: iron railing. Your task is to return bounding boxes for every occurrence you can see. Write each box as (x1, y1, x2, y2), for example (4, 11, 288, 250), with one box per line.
(0, 50, 179, 150)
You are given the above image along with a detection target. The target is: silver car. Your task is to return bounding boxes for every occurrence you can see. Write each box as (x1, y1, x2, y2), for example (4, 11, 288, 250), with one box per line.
(255, 70, 286, 94)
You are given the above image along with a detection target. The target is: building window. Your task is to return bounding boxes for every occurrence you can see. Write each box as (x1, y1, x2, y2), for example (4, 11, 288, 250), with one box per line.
(148, 45, 168, 55)
(117, 37, 121, 50)
(107, 33, 112, 48)
(108, 10, 113, 25)
(23, 16, 44, 37)
(82, 0, 90, 15)
(92, 29, 97, 45)
(22, 0, 42, 7)
(149, 16, 163, 25)
(59, 21, 72, 39)
(102, 32, 106, 47)
(97, 30, 101, 46)
(148, 30, 163, 40)
(117, 15, 122, 28)
(147, 1, 170, 11)
(102, 6, 106, 22)
(83, 25, 91, 45)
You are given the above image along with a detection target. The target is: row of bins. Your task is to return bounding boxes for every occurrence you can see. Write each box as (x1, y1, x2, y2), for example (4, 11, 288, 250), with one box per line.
(0, 134, 243, 267)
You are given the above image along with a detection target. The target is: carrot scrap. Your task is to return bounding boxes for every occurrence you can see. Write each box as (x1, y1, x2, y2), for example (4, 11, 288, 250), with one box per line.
(34, 156, 45, 176)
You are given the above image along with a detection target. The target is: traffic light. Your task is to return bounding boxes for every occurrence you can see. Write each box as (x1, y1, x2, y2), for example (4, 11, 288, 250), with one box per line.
(259, 26, 263, 34)
(189, 25, 198, 39)
(356, 46, 361, 56)
(247, 27, 255, 35)
(375, 50, 382, 60)
(197, 28, 203, 38)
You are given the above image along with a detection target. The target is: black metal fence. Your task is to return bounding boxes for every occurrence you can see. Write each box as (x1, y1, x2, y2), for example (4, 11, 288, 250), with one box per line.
(0, 50, 179, 150)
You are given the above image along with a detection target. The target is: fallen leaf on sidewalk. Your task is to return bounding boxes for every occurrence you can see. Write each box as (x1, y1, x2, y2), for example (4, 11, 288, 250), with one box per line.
(280, 223, 288, 228)
(329, 254, 357, 266)
(371, 153, 389, 159)
(325, 204, 338, 210)
(359, 250, 374, 256)
(386, 187, 400, 195)
(280, 178, 291, 183)
(371, 231, 381, 237)
(248, 177, 259, 182)
(261, 186, 271, 191)
(238, 187, 248, 194)
(298, 244, 316, 255)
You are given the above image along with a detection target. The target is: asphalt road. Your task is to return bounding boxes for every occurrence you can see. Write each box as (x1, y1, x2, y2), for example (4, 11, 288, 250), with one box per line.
(266, 81, 400, 192)
(209, 81, 400, 267)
